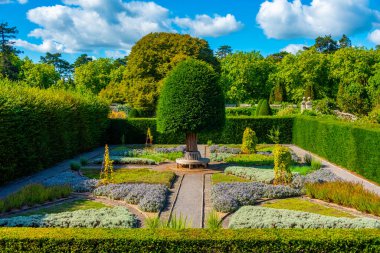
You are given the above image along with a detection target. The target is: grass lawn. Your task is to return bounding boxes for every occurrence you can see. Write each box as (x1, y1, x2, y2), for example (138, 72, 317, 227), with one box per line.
(211, 173, 251, 184)
(262, 198, 354, 218)
(225, 154, 274, 166)
(138, 152, 183, 163)
(290, 166, 315, 175)
(82, 168, 176, 187)
(9, 199, 108, 216)
(223, 144, 274, 152)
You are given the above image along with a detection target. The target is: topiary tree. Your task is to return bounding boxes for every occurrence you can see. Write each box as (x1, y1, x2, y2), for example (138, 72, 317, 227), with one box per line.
(157, 59, 225, 160)
(257, 99, 272, 116)
(241, 127, 258, 154)
(255, 99, 264, 116)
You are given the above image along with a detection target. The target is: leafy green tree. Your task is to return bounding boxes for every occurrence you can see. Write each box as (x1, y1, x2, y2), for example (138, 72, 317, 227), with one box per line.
(220, 51, 275, 103)
(73, 54, 92, 68)
(339, 34, 352, 48)
(40, 52, 73, 78)
(74, 58, 115, 94)
(0, 22, 22, 80)
(121, 32, 218, 111)
(314, 35, 339, 53)
(157, 59, 225, 158)
(20, 58, 60, 88)
(368, 63, 380, 106)
(266, 51, 289, 63)
(330, 47, 378, 114)
(215, 45, 232, 59)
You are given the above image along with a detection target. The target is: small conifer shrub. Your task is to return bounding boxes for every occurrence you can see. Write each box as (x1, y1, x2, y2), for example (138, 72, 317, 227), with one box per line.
(241, 127, 258, 154)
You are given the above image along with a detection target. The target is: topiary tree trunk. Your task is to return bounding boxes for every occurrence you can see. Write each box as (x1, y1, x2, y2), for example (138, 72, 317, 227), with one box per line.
(184, 132, 201, 160)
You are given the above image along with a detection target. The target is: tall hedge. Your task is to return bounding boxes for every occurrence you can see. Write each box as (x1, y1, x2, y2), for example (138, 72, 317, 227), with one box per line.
(107, 116, 294, 145)
(0, 85, 109, 185)
(293, 117, 380, 184)
(0, 228, 379, 252)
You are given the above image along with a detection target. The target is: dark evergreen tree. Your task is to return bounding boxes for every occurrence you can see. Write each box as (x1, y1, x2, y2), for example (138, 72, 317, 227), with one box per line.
(40, 52, 73, 78)
(339, 34, 352, 48)
(215, 45, 232, 59)
(0, 22, 21, 80)
(73, 54, 92, 68)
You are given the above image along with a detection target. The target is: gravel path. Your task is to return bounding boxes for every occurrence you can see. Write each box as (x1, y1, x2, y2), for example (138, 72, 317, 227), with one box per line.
(0, 146, 106, 198)
(286, 145, 380, 195)
(171, 173, 204, 228)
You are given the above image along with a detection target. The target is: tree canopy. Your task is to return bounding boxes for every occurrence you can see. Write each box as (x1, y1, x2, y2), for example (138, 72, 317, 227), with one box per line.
(157, 58, 225, 134)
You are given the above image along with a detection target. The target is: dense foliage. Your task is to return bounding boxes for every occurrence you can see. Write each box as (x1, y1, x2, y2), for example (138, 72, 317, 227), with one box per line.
(0, 82, 109, 184)
(241, 127, 258, 154)
(157, 59, 225, 134)
(293, 117, 380, 184)
(0, 228, 379, 252)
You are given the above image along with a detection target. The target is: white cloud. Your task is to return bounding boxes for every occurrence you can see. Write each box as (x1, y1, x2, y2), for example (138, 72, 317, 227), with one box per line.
(281, 44, 306, 54)
(369, 30, 380, 45)
(174, 14, 243, 37)
(0, 0, 27, 4)
(256, 0, 379, 39)
(16, 0, 243, 54)
(105, 49, 130, 59)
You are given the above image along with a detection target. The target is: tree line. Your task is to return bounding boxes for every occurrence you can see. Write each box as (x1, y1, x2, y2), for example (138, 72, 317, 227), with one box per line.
(1, 22, 379, 116)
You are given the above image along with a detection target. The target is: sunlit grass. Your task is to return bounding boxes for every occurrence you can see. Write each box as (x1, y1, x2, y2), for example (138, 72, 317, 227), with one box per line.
(211, 173, 251, 184)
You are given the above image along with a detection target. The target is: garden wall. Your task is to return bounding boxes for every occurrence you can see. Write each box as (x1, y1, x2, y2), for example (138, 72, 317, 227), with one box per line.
(292, 117, 380, 184)
(107, 116, 294, 145)
(0, 228, 378, 252)
(0, 85, 109, 185)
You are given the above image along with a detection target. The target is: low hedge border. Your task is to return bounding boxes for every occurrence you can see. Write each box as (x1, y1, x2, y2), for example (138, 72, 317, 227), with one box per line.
(0, 228, 379, 252)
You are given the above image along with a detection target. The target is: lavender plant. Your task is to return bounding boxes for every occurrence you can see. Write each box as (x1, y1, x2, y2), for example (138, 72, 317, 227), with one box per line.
(225, 166, 274, 183)
(212, 182, 301, 212)
(93, 183, 168, 212)
(42, 171, 98, 192)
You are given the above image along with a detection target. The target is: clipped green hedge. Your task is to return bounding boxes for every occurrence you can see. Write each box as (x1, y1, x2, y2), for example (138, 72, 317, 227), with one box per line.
(293, 117, 380, 184)
(0, 228, 379, 252)
(0, 85, 109, 185)
(226, 107, 255, 117)
(107, 116, 294, 145)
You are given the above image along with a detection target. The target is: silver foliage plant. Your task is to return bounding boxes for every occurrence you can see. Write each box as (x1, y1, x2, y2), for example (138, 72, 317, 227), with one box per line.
(0, 207, 137, 228)
(212, 182, 301, 213)
(42, 171, 98, 192)
(154, 145, 186, 153)
(229, 206, 380, 229)
(291, 168, 341, 189)
(210, 153, 234, 162)
(225, 166, 274, 183)
(93, 183, 167, 212)
(209, 145, 241, 154)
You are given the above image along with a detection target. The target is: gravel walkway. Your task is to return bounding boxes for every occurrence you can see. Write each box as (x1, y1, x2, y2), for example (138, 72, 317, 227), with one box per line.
(0, 146, 106, 198)
(286, 145, 380, 195)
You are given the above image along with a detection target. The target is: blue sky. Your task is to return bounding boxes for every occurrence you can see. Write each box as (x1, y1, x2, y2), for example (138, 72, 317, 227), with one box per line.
(1, 0, 380, 62)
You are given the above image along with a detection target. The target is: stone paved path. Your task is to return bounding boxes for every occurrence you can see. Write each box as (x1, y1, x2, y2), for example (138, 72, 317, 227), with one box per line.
(0, 146, 106, 198)
(170, 173, 204, 228)
(287, 145, 380, 195)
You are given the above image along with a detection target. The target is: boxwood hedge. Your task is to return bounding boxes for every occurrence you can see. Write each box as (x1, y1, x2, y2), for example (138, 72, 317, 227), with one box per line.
(0, 228, 379, 252)
(0, 85, 109, 185)
(293, 117, 380, 184)
(107, 116, 294, 145)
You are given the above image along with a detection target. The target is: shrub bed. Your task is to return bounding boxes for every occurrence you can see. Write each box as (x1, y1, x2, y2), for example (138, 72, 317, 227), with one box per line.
(0, 207, 136, 228)
(0, 184, 72, 213)
(305, 181, 380, 216)
(293, 117, 380, 184)
(92, 156, 157, 165)
(0, 85, 109, 185)
(229, 206, 380, 229)
(93, 183, 167, 212)
(0, 228, 379, 252)
(212, 182, 301, 212)
(107, 117, 294, 144)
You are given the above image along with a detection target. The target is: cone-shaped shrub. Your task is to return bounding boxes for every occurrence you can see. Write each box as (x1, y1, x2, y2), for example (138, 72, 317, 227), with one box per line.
(255, 99, 264, 116)
(156, 59, 225, 153)
(257, 99, 272, 116)
(273, 145, 292, 184)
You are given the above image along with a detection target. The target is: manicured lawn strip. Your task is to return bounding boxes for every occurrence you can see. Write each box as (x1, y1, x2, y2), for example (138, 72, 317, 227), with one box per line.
(82, 168, 176, 187)
(0, 228, 379, 252)
(225, 154, 274, 166)
(138, 152, 183, 162)
(9, 199, 109, 217)
(0, 184, 72, 213)
(290, 166, 315, 175)
(305, 181, 380, 216)
(211, 173, 251, 184)
(262, 198, 354, 218)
